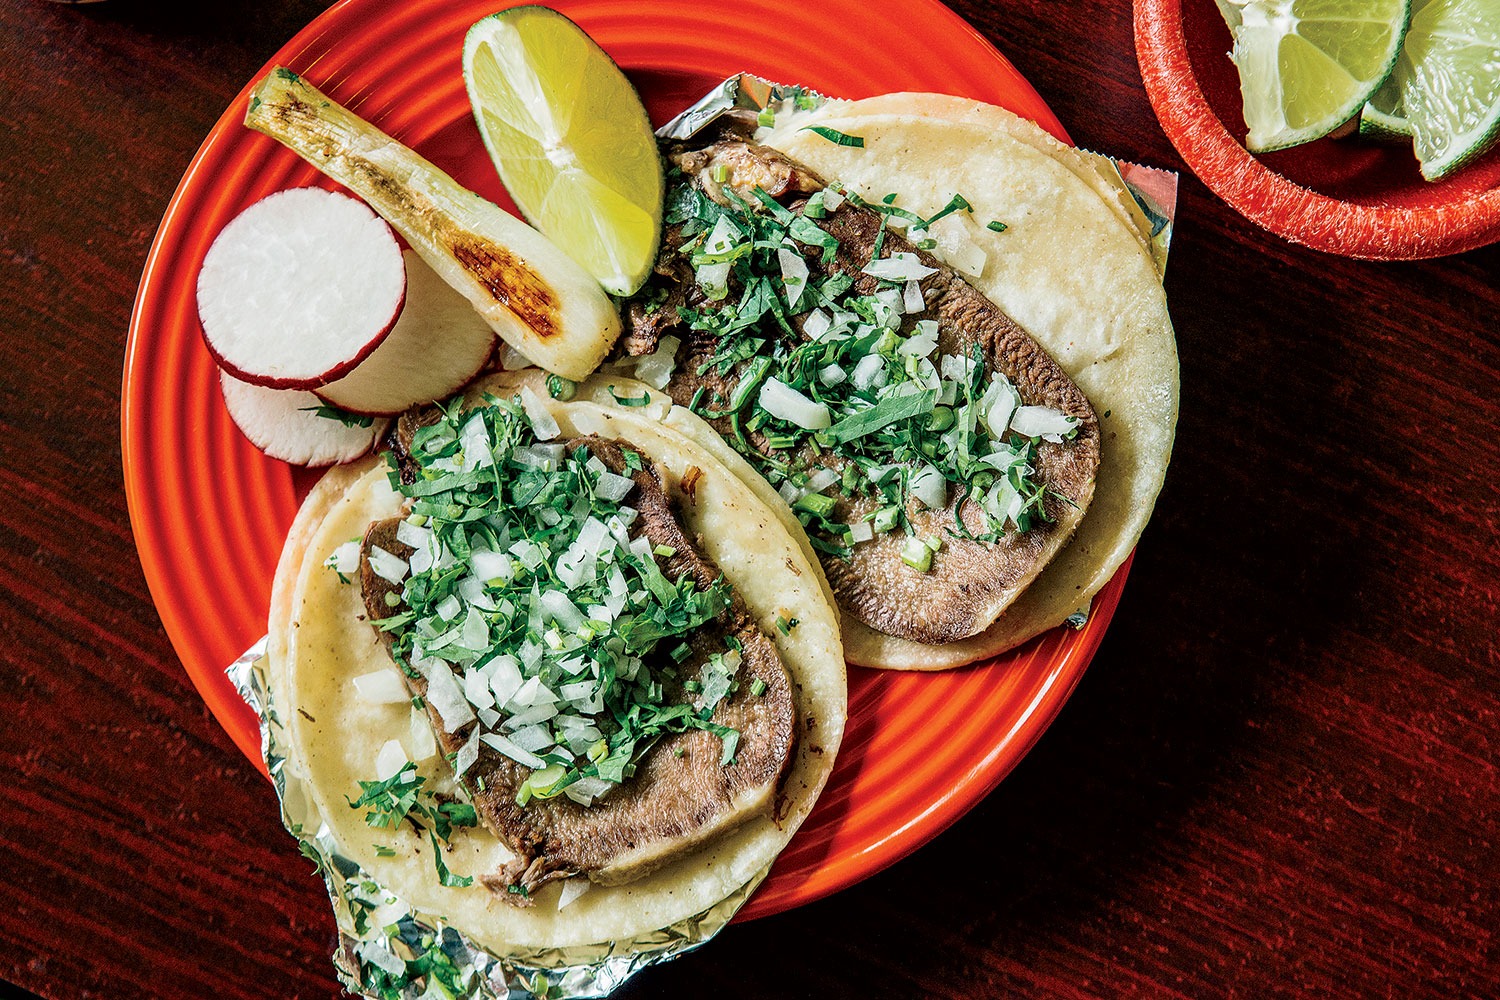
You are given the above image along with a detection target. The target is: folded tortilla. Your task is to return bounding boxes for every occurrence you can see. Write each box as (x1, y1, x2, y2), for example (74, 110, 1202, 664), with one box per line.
(633, 97, 1179, 669)
(267, 372, 845, 953)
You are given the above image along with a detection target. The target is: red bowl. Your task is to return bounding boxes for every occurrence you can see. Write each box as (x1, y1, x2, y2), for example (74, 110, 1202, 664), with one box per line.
(1135, 0, 1500, 259)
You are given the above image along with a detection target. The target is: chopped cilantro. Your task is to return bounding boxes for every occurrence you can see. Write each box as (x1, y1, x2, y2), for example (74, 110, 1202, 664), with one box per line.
(376, 400, 744, 807)
(300, 403, 373, 428)
(801, 125, 865, 147)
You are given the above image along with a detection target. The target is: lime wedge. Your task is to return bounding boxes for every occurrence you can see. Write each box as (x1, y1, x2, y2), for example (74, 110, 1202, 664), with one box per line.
(1219, 0, 1412, 152)
(1390, 0, 1500, 179)
(1361, 74, 1415, 139)
(463, 6, 663, 296)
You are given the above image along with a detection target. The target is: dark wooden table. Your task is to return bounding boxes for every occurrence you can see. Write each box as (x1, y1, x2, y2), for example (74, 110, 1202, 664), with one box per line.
(4, 1, 1497, 997)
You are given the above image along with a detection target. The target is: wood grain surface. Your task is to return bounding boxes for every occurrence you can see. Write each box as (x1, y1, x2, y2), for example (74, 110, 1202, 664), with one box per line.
(2, 1, 1496, 998)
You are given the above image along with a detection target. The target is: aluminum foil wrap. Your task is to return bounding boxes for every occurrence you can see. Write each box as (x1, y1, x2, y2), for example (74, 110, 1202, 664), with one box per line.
(230, 73, 1181, 1000)
(229, 637, 769, 1000)
(659, 72, 1178, 276)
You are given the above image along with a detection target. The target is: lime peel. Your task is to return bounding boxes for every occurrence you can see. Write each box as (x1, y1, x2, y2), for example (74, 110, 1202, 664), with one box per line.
(1218, 0, 1412, 152)
(464, 7, 664, 296)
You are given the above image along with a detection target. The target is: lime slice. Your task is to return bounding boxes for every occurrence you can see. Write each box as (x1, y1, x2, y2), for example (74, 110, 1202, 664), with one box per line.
(1390, 0, 1500, 179)
(1219, 0, 1412, 152)
(463, 6, 663, 296)
(1361, 74, 1415, 139)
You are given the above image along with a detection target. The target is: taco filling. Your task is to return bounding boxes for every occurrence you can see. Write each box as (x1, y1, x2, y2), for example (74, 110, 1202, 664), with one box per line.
(353, 395, 796, 901)
(619, 113, 1102, 645)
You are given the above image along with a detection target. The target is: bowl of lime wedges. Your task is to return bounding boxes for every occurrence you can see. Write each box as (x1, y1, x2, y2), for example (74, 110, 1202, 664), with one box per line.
(1135, 0, 1500, 259)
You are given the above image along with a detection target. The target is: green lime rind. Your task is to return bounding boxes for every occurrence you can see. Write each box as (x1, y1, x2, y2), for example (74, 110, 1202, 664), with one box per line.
(1223, 0, 1413, 153)
(1397, 0, 1500, 180)
(1361, 75, 1415, 140)
(463, 6, 664, 296)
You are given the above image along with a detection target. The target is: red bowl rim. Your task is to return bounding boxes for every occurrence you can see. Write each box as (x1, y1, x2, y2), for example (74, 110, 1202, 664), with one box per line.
(1133, 0, 1500, 259)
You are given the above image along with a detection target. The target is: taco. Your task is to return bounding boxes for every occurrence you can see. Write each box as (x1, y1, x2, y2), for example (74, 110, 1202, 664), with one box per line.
(609, 95, 1177, 670)
(266, 369, 844, 954)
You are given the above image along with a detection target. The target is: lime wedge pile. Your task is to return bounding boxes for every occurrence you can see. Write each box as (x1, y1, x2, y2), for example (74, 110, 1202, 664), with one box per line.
(464, 7, 663, 296)
(1218, 0, 1500, 179)
(1220, 0, 1411, 152)
(1390, 0, 1500, 178)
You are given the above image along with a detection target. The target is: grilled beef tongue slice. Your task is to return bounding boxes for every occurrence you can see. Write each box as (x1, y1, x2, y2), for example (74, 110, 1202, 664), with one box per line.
(360, 434, 797, 903)
(624, 136, 1100, 645)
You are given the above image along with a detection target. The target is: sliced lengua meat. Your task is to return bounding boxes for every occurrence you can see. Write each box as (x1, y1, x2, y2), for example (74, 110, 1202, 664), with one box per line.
(359, 435, 797, 901)
(623, 137, 1100, 645)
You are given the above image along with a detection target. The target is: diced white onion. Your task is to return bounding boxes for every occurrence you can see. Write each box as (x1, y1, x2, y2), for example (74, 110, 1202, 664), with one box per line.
(557, 877, 593, 908)
(818, 363, 846, 386)
(375, 740, 408, 781)
(509, 723, 554, 754)
(453, 725, 481, 778)
(1011, 405, 1080, 441)
(395, 519, 431, 552)
(848, 520, 874, 543)
(903, 278, 925, 314)
(424, 660, 476, 730)
(463, 666, 495, 710)
(863, 251, 937, 283)
(563, 777, 613, 808)
(509, 674, 560, 709)
(932, 215, 987, 279)
(499, 343, 534, 371)
(519, 386, 561, 441)
(703, 214, 740, 255)
(435, 594, 462, 623)
(633, 334, 680, 390)
(408, 707, 437, 762)
(458, 413, 494, 471)
(367, 545, 408, 585)
(512, 444, 564, 471)
(821, 186, 845, 211)
(779, 246, 810, 309)
(539, 590, 585, 631)
(910, 464, 948, 510)
(506, 702, 559, 728)
(804, 308, 832, 341)
(594, 470, 636, 501)
(480, 732, 546, 769)
(352, 670, 409, 705)
(777, 482, 800, 505)
(325, 540, 361, 577)
(758, 378, 831, 430)
(469, 548, 513, 583)
(696, 261, 731, 298)
(852, 354, 888, 392)
(875, 288, 905, 324)
(940, 352, 975, 384)
(805, 467, 841, 495)
(980, 376, 1020, 440)
(901, 327, 939, 362)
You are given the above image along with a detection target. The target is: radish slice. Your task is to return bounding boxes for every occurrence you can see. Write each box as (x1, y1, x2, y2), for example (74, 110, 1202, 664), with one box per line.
(317, 250, 496, 415)
(196, 187, 407, 389)
(219, 371, 389, 466)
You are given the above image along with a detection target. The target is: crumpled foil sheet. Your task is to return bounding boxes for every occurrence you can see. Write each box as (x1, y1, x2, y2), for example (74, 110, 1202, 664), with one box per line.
(231, 72, 1180, 1000)
(660, 72, 1179, 277)
(228, 638, 767, 1000)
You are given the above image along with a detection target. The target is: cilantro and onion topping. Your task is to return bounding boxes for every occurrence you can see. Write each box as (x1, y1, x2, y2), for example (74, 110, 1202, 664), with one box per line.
(654, 174, 1078, 563)
(367, 397, 744, 810)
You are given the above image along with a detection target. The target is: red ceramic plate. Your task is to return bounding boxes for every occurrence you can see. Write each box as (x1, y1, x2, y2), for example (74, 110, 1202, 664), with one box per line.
(1136, 0, 1500, 259)
(123, 0, 1130, 921)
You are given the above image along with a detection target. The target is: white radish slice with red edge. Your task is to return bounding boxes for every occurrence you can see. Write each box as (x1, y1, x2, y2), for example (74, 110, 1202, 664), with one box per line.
(220, 371, 389, 466)
(197, 187, 406, 389)
(317, 250, 496, 415)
